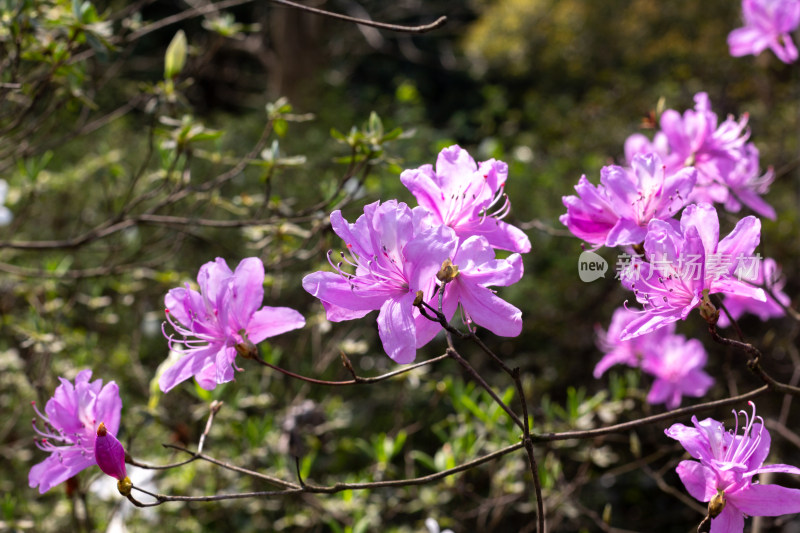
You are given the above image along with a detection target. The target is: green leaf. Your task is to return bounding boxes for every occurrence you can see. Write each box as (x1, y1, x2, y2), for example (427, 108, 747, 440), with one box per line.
(274, 118, 288, 137)
(409, 450, 436, 471)
(164, 30, 188, 79)
(381, 127, 403, 142)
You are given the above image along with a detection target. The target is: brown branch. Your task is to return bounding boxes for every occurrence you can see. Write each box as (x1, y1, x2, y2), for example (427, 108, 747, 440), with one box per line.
(127, 0, 257, 41)
(128, 440, 524, 506)
(531, 385, 770, 443)
(708, 325, 800, 396)
(251, 350, 452, 386)
(268, 0, 447, 34)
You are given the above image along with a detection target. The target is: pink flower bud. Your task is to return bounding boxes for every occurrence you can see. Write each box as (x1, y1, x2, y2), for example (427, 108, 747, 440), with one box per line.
(94, 422, 127, 481)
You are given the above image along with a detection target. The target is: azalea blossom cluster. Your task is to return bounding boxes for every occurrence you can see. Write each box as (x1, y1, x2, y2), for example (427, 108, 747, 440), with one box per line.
(560, 92, 799, 530)
(562, 92, 775, 251)
(303, 145, 530, 363)
(729, 0, 800, 63)
(28, 145, 532, 494)
(561, 92, 786, 339)
(594, 307, 713, 409)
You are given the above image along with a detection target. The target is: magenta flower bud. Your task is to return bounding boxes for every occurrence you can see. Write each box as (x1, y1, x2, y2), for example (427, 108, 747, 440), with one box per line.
(94, 422, 127, 481)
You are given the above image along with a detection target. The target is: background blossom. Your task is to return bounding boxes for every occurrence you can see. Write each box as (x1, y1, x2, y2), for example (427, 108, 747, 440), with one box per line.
(161, 257, 306, 392)
(29, 370, 122, 494)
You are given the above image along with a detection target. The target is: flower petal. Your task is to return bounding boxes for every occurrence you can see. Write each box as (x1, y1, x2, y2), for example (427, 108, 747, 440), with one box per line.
(455, 282, 522, 337)
(729, 483, 800, 517)
(228, 257, 266, 332)
(158, 344, 221, 392)
(675, 460, 717, 502)
(246, 306, 306, 344)
(680, 203, 719, 257)
(709, 504, 744, 533)
(377, 292, 418, 364)
(400, 164, 446, 222)
(29, 452, 95, 494)
(716, 216, 761, 274)
(302, 271, 396, 316)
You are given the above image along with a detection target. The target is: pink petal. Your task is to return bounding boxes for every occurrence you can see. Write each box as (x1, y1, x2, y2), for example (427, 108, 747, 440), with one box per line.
(434, 145, 478, 195)
(302, 271, 397, 315)
(729, 483, 800, 516)
(400, 164, 446, 222)
(29, 452, 95, 494)
(159, 344, 221, 392)
(198, 258, 233, 310)
(728, 26, 772, 57)
(414, 293, 453, 348)
(377, 292, 418, 364)
(753, 463, 800, 476)
(680, 203, 720, 256)
(709, 504, 744, 533)
(619, 312, 681, 340)
(403, 225, 459, 292)
(716, 216, 761, 273)
(733, 188, 776, 220)
(455, 217, 531, 253)
(675, 460, 718, 502)
(214, 345, 237, 385)
(228, 258, 265, 331)
(94, 382, 122, 436)
(606, 218, 646, 248)
(455, 282, 522, 337)
(246, 306, 305, 344)
(711, 278, 766, 302)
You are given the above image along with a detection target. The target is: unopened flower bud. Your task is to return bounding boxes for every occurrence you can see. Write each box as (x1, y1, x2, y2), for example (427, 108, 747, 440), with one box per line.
(117, 476, 132, 497)
(94, 422, 128, 481)
(436, 259, 459, 284)
(235, 339, 258, 359)
(708, 489, 726, 519)
(699, 289, 719, 324)
(413, 290, 424, 307)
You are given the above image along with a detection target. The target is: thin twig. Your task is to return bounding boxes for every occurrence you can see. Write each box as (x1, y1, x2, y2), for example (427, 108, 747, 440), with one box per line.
(268, 0, 447, 34)
(251, 350, 451, 386)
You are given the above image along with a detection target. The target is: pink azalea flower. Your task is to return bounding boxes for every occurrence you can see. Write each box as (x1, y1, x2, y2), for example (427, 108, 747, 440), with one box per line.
(660, 93, 750, 193)
(561, 153, 696, 247)
(728, 0, 800, 63)
(666, 402, 800, 532)
(428, 235, 524, 342)
(603, 153, 697, 247)
(161, 257, 306, 392)
(593, 306, 675, 378)
(619, 203, 766, 339)
(718, 257, 791, 327)
(641, 335, 714, 409)
(29, 369, 122, 494)
(559, 175, 619, 247)
(302, 200, 459, 364)
(400, 145, 531, 253)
